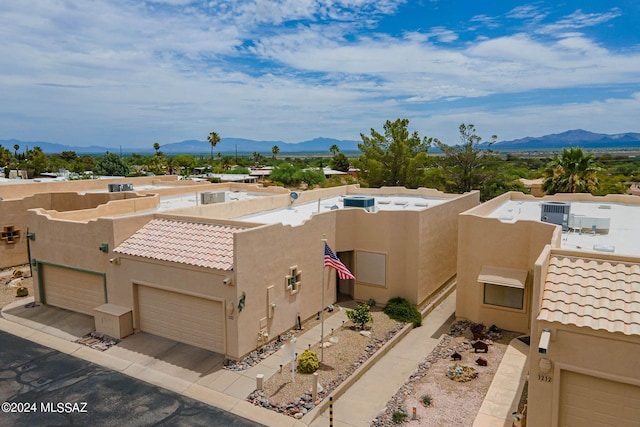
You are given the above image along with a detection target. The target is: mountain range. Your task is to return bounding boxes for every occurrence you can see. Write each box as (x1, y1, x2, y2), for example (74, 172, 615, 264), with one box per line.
(1, 130, 639, 155)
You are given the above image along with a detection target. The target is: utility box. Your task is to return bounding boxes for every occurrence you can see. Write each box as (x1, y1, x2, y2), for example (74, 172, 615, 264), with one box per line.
(200, 191, 226, 205)
(541, 202, 571, 231)
(93, 303, 133, 339)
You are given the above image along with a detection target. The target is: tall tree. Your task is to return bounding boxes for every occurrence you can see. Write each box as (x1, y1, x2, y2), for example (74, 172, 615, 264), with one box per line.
(329, 144, 340, 156)
(153, 142, 160, 155)
(208, 131, 220, 160)
(13, 144, 19, 158)
(94, 152, 130, 176)
(542, 147, 599, 194)
(434, 123, 499, 197)
(356, 118, 434, 188)
(272, 145, 280, 159)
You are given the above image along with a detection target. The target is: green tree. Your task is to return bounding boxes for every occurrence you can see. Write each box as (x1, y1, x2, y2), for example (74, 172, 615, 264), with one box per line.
(356, 118, 433, 188)
(346, 304, 373, 330)
(153, 142, 160, 156)
(270, 163, 300, 185)
(208, 131, 220, 160)
(26, 146, 48, 176)
(13, 144, 19, 158)
(330, 153, 350, 172)
(272, 145, 280, 160)
(329, 144, 340, 156)
(94, 152, 130, 176)
(434, 124, 498, 198)
(542, 147, 599, 194)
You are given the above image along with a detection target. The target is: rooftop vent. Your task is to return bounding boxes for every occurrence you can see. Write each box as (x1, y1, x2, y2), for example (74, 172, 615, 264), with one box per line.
(541, 202, 571, 231)
(200, 191, 226, 205)
(343, 196, 375, 212)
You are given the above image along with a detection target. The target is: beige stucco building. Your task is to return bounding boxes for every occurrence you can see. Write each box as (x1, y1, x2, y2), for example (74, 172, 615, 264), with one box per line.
(2, 176, 477, 359)
(457, 191, 640, 426)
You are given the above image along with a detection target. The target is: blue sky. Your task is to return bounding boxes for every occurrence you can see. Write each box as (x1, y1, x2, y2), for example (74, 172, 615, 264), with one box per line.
(1, 1, 639, 148)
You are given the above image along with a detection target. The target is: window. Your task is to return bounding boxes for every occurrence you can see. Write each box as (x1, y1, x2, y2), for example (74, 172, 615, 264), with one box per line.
(285, 266, 302, 295)
(483, 283, 524, 310)
(355, 251, 386, 286)
(478, 265, 527, 311)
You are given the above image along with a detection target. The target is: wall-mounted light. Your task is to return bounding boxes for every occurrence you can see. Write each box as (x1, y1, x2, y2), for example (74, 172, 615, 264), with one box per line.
(539, 357, 552, 374)
(26, 232, 36, 241)
(99, 243, 109, 253)
(539, 329, 551, 354)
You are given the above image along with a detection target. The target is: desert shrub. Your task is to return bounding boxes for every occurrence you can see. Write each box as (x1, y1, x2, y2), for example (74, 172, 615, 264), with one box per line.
(383, 296, 422, 327)
(421, 394, 432, 407)
(346, 304, 373, 330)
(297, 349, 319, 374)
(392, 410, 407, 423)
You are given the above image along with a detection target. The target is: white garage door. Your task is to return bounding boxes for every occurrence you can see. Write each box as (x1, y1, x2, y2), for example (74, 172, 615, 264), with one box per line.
(137, 285, 224, 354)
(43, 265, 105, 315)
(560, 370, 640, 427)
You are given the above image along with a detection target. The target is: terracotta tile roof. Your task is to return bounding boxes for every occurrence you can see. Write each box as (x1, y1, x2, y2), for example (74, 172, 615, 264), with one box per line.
(114, 219, 243, 270)
(538, 254, 640, 336)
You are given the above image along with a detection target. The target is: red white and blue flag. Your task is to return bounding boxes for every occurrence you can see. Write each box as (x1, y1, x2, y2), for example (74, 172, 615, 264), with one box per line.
(324, 242, 355, 280)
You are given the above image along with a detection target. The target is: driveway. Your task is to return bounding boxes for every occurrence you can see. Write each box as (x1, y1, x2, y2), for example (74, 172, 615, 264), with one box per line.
(0, 330, 264, 426)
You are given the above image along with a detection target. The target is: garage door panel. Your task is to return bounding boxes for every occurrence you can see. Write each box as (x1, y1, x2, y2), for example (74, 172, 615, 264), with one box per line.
(43, 266, 104, 315)
(137, 286, 224, 354)
(560, 371, 640, 427)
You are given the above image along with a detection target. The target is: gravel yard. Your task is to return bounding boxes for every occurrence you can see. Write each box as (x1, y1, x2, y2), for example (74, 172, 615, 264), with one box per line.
(247, 306, 404, 418)
(0, 265, 33, 309)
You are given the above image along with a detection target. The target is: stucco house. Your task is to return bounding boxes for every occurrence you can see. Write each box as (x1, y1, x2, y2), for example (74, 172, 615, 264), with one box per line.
(456, 191, 640, 426)
(4, 177, 478, 359)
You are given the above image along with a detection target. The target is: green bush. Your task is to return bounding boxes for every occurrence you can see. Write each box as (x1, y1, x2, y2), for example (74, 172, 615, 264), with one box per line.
(297, 349, 319, 374)
(421, 394, 432, 407)
(346, 304, 373, 330)
(392, 410, 407, 424)
(383, 296, 422, 327)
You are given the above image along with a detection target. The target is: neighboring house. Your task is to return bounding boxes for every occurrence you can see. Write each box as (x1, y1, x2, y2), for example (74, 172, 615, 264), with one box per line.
(456, 191, 640, 426)
(14, 178, 477, 359)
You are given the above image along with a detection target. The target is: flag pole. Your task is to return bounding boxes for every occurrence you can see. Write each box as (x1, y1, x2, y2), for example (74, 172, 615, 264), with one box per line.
(321, 236, 327, 362)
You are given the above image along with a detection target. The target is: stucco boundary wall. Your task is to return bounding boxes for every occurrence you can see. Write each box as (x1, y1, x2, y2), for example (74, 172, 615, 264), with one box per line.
(304, 279, 457, 425)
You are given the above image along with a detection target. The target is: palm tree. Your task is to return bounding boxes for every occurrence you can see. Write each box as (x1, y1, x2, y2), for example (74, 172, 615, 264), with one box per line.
(272, 145, 280, 160)
(13, 144, 19, 158)
(542, 147, 599, 194)
(153, 142, 160, 156)
(329, 144, 340, 156)
(208, 132, 220, 160)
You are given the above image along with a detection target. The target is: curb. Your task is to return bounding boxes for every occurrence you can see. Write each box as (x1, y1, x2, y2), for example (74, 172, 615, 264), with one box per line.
(303, 279, 457, 425)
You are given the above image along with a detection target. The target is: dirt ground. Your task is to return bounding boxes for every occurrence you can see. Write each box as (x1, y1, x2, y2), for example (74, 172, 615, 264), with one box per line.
(401, 328, 521, 427)
(0, 265, 34, 308)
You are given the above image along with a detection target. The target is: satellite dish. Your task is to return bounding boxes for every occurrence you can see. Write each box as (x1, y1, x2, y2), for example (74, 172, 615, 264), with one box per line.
(290, 192, 299, 200)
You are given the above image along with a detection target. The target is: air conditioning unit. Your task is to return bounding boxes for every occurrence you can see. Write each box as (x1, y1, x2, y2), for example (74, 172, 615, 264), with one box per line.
(541, 202, 571, 231)
(343, 196, 375, 212)
(121, 183, 134, 191)
(108, 184, 122, 192)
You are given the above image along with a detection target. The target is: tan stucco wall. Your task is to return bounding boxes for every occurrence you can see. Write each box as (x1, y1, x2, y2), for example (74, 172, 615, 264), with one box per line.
(456, 193, 560, 333)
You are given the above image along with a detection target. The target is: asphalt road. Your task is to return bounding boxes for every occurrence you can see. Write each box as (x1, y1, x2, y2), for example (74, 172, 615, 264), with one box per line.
(0, 331, 264, 426)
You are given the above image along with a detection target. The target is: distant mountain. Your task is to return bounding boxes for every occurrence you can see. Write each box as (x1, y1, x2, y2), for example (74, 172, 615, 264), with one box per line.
(0, 137, 360, 155)
(486, 130, 640, 150)
(2, 130, 639, 155)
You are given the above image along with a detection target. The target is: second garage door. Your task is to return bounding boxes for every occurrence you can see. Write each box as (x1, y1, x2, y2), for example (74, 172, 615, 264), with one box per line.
(137, 285, 224, 354)
(559, 370, 640, 426)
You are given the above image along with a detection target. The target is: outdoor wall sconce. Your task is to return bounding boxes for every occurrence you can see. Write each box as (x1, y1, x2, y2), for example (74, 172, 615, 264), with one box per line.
(99, 243, 109, 253)
(539, 329, 551, 354)
(26, 232, 36, 241)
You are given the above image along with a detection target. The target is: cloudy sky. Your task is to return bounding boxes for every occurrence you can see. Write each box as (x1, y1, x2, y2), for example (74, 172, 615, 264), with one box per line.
(1, 1, 639, 148)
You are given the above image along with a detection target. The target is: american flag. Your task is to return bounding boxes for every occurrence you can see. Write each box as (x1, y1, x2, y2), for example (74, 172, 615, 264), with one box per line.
(324, 242, 355, 280)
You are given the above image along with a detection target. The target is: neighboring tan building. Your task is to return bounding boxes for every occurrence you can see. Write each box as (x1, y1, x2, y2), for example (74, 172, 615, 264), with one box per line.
(456, 191, 640, 426)
(11, 178, 478, 359)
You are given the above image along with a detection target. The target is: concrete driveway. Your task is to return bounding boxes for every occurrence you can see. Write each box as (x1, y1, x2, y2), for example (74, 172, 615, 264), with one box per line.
(0, 330, 264, 426)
